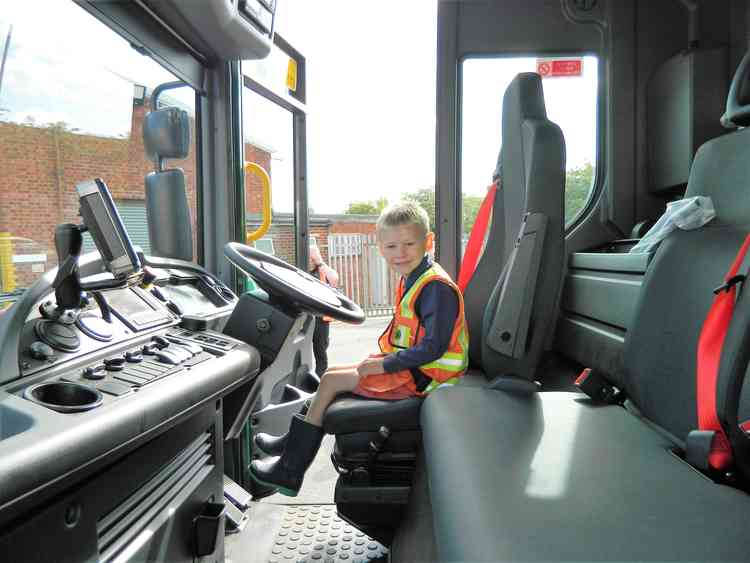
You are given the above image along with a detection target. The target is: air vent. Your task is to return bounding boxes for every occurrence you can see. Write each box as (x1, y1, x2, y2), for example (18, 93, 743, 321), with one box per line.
(97, 432, 214, 562)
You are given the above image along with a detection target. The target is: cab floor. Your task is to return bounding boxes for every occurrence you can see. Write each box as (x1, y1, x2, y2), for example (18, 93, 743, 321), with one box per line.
(225, 436, 389, 563)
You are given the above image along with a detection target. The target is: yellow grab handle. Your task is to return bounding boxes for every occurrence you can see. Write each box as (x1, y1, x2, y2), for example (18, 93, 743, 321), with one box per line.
(245, 162, 272, 243)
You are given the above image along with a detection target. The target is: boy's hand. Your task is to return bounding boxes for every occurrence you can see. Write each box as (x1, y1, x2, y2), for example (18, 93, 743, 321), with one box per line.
(357, 357, 385, 377)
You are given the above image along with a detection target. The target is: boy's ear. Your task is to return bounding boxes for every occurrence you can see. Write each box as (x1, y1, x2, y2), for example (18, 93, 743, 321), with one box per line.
(426, 232, 435, 252)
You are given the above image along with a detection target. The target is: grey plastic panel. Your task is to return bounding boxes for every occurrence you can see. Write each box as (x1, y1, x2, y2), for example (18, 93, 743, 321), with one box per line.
(554, 314, 626, 387)
(487, 213, 548, 359)
(569, 251, 652, 274)
(145, 170, 194, 261)
(143, 108, 191, 161)
(561, 269, 645, 330)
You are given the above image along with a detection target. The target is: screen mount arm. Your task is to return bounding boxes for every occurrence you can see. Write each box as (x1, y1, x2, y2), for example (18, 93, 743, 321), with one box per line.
(52, 223, 135, 316)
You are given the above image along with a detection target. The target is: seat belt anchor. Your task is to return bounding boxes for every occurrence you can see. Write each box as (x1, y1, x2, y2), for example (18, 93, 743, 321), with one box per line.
(575, 368, 625, 405)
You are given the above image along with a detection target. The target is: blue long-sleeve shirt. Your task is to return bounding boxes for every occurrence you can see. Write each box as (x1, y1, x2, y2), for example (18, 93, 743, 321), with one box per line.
(382, 256, 459, 391)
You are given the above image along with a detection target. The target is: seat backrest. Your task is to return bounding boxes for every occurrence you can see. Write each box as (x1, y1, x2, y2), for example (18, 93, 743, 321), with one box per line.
(143, 106, 194, 261)
(624, 52, 750, 441)
(467, 73, 566, 380)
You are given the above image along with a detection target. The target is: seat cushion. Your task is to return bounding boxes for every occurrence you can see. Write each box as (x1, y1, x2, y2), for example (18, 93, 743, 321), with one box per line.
(324, 370, 489, 437)
(422, 387, 750, 562)
(323, 393, 423, 435)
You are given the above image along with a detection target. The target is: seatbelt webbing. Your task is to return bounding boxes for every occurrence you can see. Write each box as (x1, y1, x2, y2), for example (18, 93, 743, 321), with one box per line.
(696, 234, 750, 470)
(457, 182, 498, 293)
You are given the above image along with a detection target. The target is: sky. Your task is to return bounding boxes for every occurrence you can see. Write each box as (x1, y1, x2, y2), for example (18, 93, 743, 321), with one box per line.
(253, 0, 440, 214)
(0, 1, 597, 215)
(247, 1, 597, 211)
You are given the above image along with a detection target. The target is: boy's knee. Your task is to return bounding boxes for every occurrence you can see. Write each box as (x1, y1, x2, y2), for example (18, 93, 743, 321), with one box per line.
(319, 369, 354, 391)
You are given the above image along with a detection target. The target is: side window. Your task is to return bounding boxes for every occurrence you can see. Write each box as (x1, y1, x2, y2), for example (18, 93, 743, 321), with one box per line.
(241, 81, 297, 266)
(0, 1, 199, 303)
(460, 55, 599, 239)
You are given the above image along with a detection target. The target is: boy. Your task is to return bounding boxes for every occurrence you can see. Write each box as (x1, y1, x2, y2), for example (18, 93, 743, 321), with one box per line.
(250, 201, 469, 496)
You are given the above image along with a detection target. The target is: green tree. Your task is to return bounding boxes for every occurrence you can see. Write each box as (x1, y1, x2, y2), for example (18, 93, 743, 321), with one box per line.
(402, 188, 436, 231)
(565, 161, 594, 222)
(345, 196, 388, 215)
(462, 194, 484, 234)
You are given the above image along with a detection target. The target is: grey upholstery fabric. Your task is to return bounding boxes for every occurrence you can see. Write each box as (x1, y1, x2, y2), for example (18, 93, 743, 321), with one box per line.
(466, 73, 564, 372)
(625, 127, 750, 441)
(479, 74, 565, 381)
(423, 388, 750, 562)
(722, 52, 750, 127)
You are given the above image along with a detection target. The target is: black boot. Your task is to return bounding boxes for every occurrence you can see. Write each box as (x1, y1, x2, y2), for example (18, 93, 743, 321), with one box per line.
(249, 414, 324, 497)
(254, 399, 310, 456)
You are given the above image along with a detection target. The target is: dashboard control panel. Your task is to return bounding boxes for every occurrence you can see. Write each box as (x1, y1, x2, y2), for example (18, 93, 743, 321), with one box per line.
(47, 330, 239, 404)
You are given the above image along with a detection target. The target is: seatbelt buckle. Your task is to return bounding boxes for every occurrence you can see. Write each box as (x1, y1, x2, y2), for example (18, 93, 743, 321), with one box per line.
(685, 430, 717, 473)
(575, 368, 624, 405)
(713, 274, 746, 294)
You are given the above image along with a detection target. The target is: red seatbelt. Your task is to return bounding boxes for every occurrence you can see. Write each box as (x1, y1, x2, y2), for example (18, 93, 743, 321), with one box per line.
(696, 234, 750, 470)
(457, 182, 498, 293)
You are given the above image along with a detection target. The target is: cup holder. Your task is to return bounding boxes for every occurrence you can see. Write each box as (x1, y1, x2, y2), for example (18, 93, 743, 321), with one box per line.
(24, 381, 104, 413)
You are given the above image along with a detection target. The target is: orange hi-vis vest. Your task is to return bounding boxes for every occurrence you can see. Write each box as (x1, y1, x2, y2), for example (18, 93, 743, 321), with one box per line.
(378, 262, 469, 393)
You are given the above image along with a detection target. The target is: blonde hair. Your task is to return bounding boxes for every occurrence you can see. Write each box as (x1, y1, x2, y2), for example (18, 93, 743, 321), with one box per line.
(376, 200, 430, 238)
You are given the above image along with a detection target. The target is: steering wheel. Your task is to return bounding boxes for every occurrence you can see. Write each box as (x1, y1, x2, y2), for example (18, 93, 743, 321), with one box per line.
(224, 242, 365, 324)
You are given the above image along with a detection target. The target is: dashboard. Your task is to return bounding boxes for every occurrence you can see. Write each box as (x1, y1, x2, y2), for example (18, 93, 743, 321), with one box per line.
(0, 253, 261, 541)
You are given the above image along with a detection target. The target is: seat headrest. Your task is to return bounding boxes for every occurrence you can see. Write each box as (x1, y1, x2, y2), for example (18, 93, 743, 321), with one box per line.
(721, 51, 750, 128)
(503, 73, 547, 122)
(143, 107, 190, 161)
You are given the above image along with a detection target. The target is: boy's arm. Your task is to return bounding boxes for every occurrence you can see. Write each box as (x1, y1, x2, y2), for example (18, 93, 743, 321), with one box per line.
(382, 281, 459, 373)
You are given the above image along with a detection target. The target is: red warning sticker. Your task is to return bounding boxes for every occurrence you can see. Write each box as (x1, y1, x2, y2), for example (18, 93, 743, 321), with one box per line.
(536, 58, 583, 78)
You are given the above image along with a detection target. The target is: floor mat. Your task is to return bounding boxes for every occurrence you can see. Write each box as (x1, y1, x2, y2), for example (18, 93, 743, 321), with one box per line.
(226, 503, 388, 563)
(268, 505, 388, 563)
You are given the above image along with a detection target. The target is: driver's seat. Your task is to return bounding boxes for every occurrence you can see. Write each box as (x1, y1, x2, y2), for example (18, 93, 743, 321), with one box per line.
(322, 73, 565, 536)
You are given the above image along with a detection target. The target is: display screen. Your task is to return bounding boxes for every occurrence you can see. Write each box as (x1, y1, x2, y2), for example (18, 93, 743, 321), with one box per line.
(106, 288, 154, 317)
(77, 179, 141, 278)
(107, 287, 171, 330)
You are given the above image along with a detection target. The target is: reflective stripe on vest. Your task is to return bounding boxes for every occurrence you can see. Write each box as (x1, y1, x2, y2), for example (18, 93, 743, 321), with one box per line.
(378, 262, 469, 389)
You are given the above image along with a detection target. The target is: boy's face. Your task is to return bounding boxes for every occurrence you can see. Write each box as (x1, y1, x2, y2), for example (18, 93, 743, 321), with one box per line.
(377, 223, 434, 277)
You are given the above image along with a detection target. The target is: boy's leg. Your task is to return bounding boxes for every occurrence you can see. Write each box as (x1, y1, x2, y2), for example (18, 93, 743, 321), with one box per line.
(249, 368, 358, 496)
(324, 363, 360, 373)
(306, 368, 360, 426)
(312, 317, 328, 376)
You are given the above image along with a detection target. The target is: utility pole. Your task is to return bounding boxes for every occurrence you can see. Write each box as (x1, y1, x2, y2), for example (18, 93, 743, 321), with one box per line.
(0, 25, 13, 102)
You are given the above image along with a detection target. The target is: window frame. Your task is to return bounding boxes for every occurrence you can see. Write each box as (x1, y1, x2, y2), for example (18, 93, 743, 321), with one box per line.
(457, 51, 605, 232)
(241, 33, 309, 270)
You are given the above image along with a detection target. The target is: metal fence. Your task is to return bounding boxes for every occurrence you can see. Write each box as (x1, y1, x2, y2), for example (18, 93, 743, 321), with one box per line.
(327, 234, 399, 317)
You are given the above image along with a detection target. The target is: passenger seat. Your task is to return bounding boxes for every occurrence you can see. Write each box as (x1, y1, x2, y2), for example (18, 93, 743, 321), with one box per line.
(420, 52, 750, 562)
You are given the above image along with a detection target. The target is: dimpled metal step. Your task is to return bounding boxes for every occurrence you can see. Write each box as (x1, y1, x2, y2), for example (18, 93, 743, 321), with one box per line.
(267, 505, 388, 563)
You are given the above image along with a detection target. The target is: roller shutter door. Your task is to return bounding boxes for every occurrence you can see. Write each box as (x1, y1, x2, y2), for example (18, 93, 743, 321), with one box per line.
(82, 199, 152, 256)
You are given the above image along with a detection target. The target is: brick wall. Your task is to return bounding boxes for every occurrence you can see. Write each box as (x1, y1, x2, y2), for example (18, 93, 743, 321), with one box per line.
(0, 101, 201, 287)
(0, 101, 276, 290)
(244, 144, 272, 215)
(330, 221, 377, 235)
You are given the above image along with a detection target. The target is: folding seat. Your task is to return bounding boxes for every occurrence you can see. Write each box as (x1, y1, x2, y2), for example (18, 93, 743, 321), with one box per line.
(419, 52, 750, 562)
